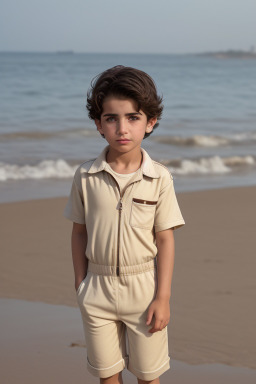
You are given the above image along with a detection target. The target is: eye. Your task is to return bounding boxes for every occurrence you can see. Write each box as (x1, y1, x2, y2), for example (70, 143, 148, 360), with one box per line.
(128, 115, 139, 121)
(106, 116, 116, 123)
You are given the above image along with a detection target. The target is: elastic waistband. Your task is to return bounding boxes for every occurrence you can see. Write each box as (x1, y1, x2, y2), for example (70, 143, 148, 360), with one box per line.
(87, 259, 156, 276)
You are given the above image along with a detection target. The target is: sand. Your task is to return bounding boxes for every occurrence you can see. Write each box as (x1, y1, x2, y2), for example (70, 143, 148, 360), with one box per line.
(0, 186, 256, 382)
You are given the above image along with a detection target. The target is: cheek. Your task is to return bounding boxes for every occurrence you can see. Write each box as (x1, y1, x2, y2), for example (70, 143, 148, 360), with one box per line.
(105, 125, 116, 133)
(137, 125, 148, 137)
(103, 127, 117, 139)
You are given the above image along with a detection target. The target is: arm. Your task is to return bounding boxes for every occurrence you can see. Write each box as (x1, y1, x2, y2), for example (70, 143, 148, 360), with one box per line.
(71, 222, 88, 292)
(146, 228, 175, 333)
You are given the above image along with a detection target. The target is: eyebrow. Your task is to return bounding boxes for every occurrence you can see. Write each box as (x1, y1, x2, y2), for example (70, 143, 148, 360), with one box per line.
(103, 112, 142, 117)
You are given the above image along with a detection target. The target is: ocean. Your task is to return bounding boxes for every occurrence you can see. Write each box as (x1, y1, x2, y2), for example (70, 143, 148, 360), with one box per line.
(1, 52, 256, 202)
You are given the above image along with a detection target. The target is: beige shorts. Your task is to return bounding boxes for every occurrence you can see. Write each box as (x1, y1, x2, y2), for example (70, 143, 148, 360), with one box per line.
(76, 259, 170, 381)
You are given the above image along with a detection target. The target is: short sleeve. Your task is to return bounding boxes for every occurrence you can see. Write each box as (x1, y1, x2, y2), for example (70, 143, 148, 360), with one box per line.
(63, 175, 85, 224)
(154, 176, 185, 232)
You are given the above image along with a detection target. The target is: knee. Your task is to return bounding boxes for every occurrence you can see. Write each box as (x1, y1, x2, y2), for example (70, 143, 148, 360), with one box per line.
(100, 371, 123, 384)
(137, 378, 160, 384)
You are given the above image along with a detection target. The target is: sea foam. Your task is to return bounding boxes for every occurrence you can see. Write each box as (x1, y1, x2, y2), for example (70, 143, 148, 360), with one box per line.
(154, 132, 256, 147)
(0, 160, 77, 181)
(0, 155, 255, 181)
(166, 155, 255, 175)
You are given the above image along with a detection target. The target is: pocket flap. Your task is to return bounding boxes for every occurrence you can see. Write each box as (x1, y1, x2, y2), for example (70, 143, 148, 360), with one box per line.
(133, 198, 157, 205)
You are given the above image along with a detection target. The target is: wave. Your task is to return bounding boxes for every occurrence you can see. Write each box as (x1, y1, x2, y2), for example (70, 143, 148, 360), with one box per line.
(2, 130, 256, 147)
(153, 132, 256, 147)
(0, 159, 77, 181)
(0, 155, 255, 181)
(0, 128, 98, 140)
(165, 155, 255, 175)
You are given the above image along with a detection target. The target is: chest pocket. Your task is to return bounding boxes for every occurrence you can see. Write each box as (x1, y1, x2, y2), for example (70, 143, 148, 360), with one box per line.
(130, 198, 157, 229)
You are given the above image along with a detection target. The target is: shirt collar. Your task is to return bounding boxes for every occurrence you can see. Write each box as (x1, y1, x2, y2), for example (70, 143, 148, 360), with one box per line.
(87, 145, 160, 179)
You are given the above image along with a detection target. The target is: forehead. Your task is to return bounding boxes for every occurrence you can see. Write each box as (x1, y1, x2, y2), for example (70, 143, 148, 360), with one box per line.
(101, 97, 145, 115)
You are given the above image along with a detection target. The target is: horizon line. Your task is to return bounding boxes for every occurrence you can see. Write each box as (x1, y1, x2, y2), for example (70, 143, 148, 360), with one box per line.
(0, 48, 254, 55)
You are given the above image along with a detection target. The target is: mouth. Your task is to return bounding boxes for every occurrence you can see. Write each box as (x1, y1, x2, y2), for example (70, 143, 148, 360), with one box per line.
(117, 139, 130, 143)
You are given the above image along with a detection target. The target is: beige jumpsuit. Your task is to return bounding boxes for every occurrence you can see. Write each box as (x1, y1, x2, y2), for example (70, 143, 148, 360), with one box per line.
(64, 145, 185, 381)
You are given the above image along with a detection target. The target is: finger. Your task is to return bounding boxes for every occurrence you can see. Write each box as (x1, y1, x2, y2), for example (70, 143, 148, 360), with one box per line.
(148, 325, 158, 333)
(148, 315, 156, 332)
(146, 309, 153, 325)
(149, 322, 163, 333)
(154, 319, 162, 331)
(159, 320, 165, 331)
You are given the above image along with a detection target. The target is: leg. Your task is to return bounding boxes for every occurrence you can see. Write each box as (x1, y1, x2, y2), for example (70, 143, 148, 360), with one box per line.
(137, 379, 159, 384)
(119, 269, 170, 382)
(100, 371, 123, 384)
(78, 274, 128, 379)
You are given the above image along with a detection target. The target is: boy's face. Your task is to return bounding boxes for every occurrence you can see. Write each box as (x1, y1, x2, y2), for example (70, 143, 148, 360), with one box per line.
(95, 97, 157, 155)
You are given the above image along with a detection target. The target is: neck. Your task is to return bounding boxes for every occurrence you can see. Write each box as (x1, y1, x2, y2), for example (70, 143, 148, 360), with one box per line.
(106, 147, 143, 173)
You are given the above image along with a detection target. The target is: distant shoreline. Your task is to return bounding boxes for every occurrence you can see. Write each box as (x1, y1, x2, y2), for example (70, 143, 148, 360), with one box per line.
(196, 49, 256, 59)
(1, 50, 256, 58)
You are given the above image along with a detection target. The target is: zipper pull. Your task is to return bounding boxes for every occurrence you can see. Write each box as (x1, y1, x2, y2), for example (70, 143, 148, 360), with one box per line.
(119, 200, 123, 210)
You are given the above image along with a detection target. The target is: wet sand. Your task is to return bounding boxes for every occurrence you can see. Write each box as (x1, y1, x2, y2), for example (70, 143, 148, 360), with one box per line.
(0, 186, 256, 382)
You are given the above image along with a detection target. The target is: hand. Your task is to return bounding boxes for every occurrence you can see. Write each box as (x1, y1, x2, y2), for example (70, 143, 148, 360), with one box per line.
(75, 277, 84, 292)
(146, 298, 170, 333)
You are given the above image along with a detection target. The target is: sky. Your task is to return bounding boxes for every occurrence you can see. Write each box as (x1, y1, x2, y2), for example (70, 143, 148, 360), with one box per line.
(1, 0, 256, 54)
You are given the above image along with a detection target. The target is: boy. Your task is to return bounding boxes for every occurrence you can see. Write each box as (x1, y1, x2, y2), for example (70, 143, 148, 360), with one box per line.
(64, 66, 185, 384)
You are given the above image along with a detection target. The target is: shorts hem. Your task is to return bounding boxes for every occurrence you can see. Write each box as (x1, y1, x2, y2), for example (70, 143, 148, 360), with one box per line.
(87, 355, 128, 378)
(127, 356, 170, 381)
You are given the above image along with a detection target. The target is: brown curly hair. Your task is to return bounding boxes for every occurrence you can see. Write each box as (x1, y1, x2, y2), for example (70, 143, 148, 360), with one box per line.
(86, 65, 163, 138)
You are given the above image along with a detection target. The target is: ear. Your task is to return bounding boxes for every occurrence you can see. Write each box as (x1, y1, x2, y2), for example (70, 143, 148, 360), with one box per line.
(95, 119, 104, 135)
(146, 117, 157, 133)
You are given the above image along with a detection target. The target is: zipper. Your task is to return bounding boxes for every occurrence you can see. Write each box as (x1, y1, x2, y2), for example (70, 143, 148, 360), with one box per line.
(116, 196, 123, 276)
(107, 173, 140, 277)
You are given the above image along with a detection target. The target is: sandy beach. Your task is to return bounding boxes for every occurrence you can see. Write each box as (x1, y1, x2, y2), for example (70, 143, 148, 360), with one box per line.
(1, 186, 256, 382)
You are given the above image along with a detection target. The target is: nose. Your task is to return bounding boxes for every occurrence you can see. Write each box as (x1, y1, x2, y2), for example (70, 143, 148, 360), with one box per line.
(116, 118, 128, 135)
